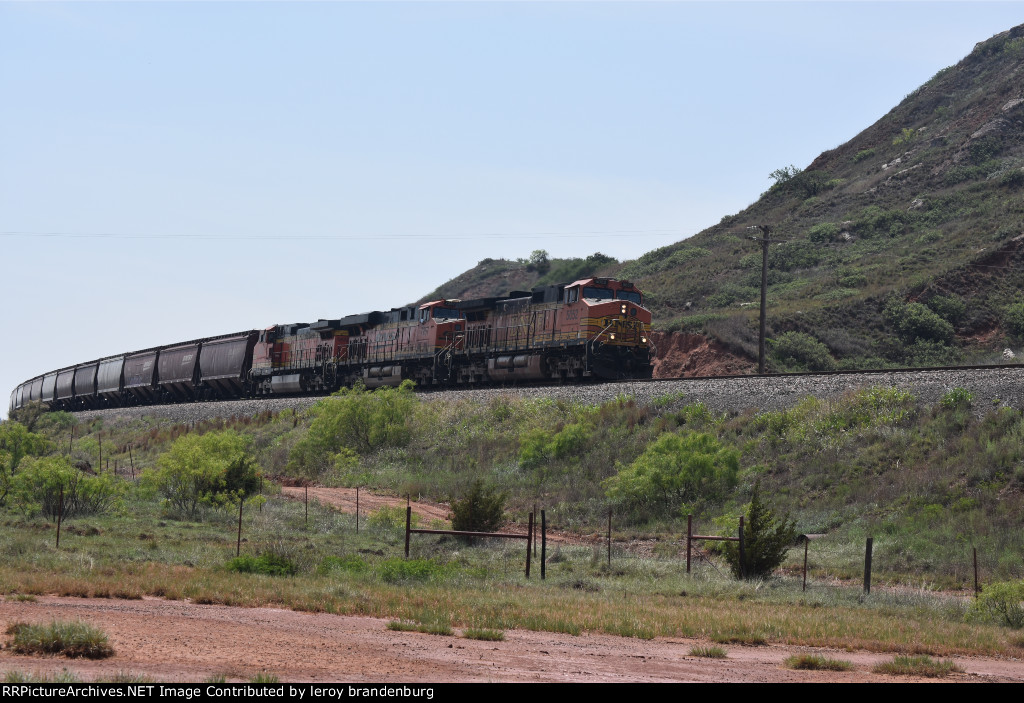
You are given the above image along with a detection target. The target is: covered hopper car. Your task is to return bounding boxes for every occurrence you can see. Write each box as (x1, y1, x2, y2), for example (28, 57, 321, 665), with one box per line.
(9, 277, 653, 413)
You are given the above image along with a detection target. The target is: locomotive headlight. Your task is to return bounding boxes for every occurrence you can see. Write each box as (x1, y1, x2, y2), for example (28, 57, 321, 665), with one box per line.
(641, 336, 647, 344)
(620, 303, 627, 315)
(609, 333, 616, 341)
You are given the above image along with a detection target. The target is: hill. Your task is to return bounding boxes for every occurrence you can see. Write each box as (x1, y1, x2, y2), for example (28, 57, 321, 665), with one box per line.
(424, 24, 1024, 373)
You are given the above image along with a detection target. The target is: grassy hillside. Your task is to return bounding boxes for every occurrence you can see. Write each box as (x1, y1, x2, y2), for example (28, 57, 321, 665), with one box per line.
(425, 25, 1024, 371)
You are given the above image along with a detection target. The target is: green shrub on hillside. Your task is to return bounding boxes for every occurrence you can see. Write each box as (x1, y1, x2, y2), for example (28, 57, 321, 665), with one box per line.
(1003, 302, 1024, 338)
(603, 432, 739, 518)
(288, 381, 417, 478)
(11, 456, 126, 520)
(771, 332, 836, 371)
(884, 300, 954, 344)
(808, 222, 840, 243)
(144, 430, 260, 517)
(965, 580, 1024, 629)
(450, 479, 506, 533)
(0, 422, 50, 507)
(721, 481, 797, 580)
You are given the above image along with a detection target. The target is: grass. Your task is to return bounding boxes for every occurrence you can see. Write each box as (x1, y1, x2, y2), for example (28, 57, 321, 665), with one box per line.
(784, 654, 853, 671)
(4, 669, 83, 683)
(689, 645, 727, 658)
(250, 671, 280, 683)
(872, 655, 963, 678)
(387, 620, 453, 636)
(6, 621, 114, 659)
(463, 628, 505, 641)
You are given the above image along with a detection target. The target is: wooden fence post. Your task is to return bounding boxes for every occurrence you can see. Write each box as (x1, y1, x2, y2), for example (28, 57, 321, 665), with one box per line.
(973, 546, 980, 597)
(526, 512, 533, 578)
(56, 484, 64, 549)
(404, 506, 412, 559)
(237, 498, 244, 557)
(686, 514, 692, 574)
(541, 510, 547, 580)
(864, 537, 873, 594)
(607, 509, 612, 567)
(803, 538, 809, 591)
(738, 515, 746, 580)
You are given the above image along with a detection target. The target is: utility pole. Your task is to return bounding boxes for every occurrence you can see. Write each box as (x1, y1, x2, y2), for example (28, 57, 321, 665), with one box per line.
(746, 224, 784, 375)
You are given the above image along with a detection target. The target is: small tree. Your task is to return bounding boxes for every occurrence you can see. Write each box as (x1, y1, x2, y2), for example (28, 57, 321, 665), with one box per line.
(723, 481, 797, 579)
(603, 432, 739, 518)
(145, 430, 260, 517)
(450, 479, 506, 533)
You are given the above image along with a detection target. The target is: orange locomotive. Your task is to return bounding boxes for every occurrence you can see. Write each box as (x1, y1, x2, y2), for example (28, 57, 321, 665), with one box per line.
(10, 278, 653, 412)
(248, 277, 652, 395)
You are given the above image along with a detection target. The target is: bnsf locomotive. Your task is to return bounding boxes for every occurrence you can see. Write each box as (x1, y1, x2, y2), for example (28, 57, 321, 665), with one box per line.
(9, 277, 653, 413)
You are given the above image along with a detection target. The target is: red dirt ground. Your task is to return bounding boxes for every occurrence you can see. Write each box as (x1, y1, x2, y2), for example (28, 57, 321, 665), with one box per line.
(3, 596, 1023, 683)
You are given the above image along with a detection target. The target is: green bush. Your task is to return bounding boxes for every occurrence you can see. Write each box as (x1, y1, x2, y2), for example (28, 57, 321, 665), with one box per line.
(318, 554, 368, 575)
(807, 222, 839, 243)
(853, 148, 876, 163)
(144, 430, 261, 517)
(966, 580, 1024, 628)
(771, 332, 835, 371)
(0, 421, 50, 506)
(722, 481, 797, 579)
(11, 456, 126, 521)
(288, 381, 417, 478)
(603, 432, 739, 516)
(367, 505, 419, 533)
(379, 558, 454, 584)
(1003, 302, 1024, 338)
(8, 620, 114, 659)
(450, 479, 506, 533)
(941, 387, 974, 411)
(926, 295, 966, 325)
(884, 300, 954, 344)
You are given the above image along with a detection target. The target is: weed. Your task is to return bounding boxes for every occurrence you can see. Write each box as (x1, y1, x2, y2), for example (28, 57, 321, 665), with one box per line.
(784, 654, 853, 671)
(689, 645, 727, 658)
(871, 655, 962, 677)
(4, 668, 83, 683)
(387, 620, 453, 636)
(710, 629, 767, 646)
(463, 628, 505, 641)
(7, 621, 114, 659)
(250, 671, 280, 683)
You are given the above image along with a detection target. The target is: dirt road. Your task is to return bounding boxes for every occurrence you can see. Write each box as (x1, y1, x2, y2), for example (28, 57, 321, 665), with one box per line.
(2, 597, 1022, 683)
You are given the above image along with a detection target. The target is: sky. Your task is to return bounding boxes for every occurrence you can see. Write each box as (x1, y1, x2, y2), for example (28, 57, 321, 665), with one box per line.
(3, 1, 1023, 416)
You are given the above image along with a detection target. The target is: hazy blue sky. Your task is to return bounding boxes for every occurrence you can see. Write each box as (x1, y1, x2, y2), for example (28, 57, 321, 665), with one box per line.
(3, 2, 1022, 415)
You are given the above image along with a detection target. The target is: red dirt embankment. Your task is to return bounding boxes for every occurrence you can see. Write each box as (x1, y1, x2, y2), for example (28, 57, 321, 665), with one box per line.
(650, 331, 755, 378)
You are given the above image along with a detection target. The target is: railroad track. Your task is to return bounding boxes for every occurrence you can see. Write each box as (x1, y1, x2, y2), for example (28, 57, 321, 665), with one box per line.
(70, 363, 1024, 425)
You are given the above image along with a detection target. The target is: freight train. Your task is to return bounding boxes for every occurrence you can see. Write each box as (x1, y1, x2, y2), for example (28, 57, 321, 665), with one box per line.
(9, 277, 653, 413)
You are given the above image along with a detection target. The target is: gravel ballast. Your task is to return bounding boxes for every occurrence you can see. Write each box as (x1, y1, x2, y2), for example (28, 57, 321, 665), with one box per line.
(73, 366, 1024, 426)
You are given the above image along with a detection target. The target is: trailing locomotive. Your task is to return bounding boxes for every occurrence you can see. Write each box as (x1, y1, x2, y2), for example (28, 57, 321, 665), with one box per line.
(9, 277, 653, 413)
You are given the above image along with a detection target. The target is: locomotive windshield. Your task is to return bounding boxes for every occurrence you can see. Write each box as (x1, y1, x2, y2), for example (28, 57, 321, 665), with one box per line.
(582, 287, 614, 300)
(432, 307, 461, 320)
(616, 290, 642, 304)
